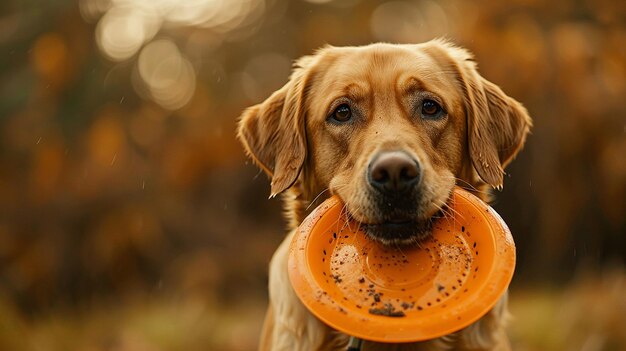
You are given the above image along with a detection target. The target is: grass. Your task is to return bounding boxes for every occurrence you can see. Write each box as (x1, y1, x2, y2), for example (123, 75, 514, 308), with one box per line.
(509, 269, 626, 351)
(0, 294, 266, 351)
(0, 269, 623, 351)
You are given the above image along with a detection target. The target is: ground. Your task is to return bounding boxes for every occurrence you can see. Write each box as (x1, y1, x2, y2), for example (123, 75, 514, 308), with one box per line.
(1, 269, 623, 351)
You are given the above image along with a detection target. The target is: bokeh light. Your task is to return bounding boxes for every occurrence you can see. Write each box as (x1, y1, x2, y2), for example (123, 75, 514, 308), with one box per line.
(370, 1, 453, 43)
(136, 39, 196, 110)
(85, 0, 267, 109)
(95, 5, 158, 61)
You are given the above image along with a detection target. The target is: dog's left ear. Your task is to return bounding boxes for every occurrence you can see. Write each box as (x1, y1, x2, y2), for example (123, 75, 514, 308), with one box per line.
(237, 55, 316, 197)
(435, 41, 532, 188)
(466, 72, 532, 188)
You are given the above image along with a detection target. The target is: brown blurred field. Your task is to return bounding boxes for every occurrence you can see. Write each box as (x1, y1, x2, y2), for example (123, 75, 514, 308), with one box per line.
(0, 0, 624, 350)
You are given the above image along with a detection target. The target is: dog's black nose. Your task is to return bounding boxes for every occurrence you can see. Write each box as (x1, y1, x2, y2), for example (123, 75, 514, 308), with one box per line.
(368, 151, 421, 193)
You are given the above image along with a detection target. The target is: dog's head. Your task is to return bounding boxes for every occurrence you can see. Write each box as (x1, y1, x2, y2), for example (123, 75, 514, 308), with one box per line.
(238, 40, 531, 245)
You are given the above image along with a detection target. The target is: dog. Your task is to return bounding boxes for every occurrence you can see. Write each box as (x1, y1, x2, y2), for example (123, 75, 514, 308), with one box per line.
(238, 39, 531, 351)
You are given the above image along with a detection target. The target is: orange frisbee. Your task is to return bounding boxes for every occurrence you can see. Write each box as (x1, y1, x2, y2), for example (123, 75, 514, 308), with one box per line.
(287, 187, 515, 343)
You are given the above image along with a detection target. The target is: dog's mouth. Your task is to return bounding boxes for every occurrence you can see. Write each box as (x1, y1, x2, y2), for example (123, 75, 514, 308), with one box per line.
(345, 192, 451, 247)
(335, 186, 454, 247)
(361, 215, 438, 246)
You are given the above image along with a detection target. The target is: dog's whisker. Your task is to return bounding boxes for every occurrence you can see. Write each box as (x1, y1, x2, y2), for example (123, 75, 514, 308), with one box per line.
(306, 188, 331, 211)
(439, 200, 461, 219)
(441, 175, 492, 197)
(336, 203, 353, 234)
(433, 197, 463, 221)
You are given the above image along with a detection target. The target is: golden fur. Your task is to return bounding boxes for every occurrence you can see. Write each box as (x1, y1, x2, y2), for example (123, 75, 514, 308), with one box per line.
(238, 40, 531, 351)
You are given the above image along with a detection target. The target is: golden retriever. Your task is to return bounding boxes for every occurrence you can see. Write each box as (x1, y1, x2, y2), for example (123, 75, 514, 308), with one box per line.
(238, 39, 531, 351)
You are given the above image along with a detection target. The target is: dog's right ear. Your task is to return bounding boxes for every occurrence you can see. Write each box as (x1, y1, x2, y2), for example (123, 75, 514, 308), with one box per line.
(428, 40, 532, 189)
(237, 56, 315, 198)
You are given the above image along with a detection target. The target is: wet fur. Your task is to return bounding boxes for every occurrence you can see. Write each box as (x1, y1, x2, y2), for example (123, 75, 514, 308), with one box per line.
(238, 40, 531, 351)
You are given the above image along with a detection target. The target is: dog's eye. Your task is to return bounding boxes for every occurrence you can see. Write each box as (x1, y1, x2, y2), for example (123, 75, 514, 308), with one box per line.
(331, 104, 352, 122)
(421, 100, 444, 119)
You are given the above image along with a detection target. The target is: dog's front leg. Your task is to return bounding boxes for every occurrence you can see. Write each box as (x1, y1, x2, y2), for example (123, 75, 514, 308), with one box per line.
(259, 230, 349, 351)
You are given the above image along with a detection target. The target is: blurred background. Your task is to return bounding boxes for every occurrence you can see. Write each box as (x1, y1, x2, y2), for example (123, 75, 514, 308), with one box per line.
(0, 0, 624, 350)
